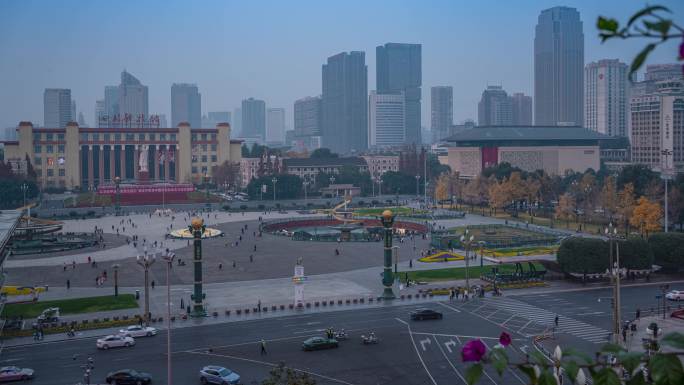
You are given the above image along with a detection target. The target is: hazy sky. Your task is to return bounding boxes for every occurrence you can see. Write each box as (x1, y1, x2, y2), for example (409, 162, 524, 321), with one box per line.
(1, 0, 682, 131)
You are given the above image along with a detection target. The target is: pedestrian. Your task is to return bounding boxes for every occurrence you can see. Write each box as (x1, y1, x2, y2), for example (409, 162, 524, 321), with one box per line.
(254, 245, 257, 252)
(66, 279, 70, 289)
(63, 262, 67, 272)
(249, 254, 253, 263)
(257, 299, 261, 312)
(409, 259, 413, 268)
(95, 277, 99, 286)
(260, 339, 267, 355)
(219, 263, 223, 270)
(554, 314, 559, 329)
(151, 280, 155, 289)
(72, 260, 76, 269)
(138, 317, 143, 327)
(622, 327, 627, 343)
(636, 308, 641, 321)
(233, 260, 236, 268)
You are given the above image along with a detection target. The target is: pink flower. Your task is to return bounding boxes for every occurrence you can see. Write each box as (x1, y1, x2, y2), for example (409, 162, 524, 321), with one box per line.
(461, 339, 487, 362)
(499, 331, 512, 347)
(680, 39, 684, 59)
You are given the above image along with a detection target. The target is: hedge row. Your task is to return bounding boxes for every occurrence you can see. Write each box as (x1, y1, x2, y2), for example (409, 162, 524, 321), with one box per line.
(648, 233, 684, 273)
(557, 236, 654, 274)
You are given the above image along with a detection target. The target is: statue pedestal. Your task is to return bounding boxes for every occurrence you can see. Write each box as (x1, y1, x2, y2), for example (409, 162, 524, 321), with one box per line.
(138, 171, 149, 183)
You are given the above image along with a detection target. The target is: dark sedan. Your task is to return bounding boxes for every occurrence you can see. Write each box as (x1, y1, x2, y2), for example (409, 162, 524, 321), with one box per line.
(105, 369, 152, 385)
(410, 308, 443, 321)
(302, 337, 339, 351)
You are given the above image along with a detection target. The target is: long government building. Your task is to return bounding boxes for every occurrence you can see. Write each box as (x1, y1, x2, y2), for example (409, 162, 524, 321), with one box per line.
(2, 121, 242, 189)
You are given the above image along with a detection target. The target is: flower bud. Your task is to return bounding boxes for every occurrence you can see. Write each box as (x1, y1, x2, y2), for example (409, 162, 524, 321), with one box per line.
(553, 345, 562, 362)
(575, 368, 586, 385)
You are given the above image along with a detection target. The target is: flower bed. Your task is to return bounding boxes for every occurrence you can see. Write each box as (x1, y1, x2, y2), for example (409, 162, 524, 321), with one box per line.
(418, 251, 466, 262)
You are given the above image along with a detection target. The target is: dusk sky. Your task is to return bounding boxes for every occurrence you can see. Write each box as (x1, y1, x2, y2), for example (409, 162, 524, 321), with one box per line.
(1, 0, 682, 131)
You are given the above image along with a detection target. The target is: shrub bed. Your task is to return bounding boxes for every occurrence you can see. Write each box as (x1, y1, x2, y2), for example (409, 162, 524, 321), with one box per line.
(648, 233, 684, 272)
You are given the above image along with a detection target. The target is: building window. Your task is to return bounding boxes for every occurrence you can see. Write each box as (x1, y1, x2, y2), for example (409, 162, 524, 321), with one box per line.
(138, 133, 145, 141)
(160, 133, 166, 140)
(80, 133, 88, 141)
(58, 144, 65, 153)
(211, 133, 217, 140)
(192, 156, 197, 163)
(201, 133, 207, 140)
(201, 155, 207, 162)
(58, 133, 64, 141)
(211, 144, 217, 151)
(59, 169, 65, 176)
(47, 169, 54, 177)
(192, 166, 198, 173)
(92, 133, 99, 141)
(170, 133, 176, 141)
(126, 133, 134, 141)
(201, 166, 208, 173)
(211, 155, 217, 162)
(46, 133, 54, 141)
(201, 144, 207, 152)
(34, 157, 41, 165)
(34, 145, 42, 153)
(191, 133, 197, 141)
(115, 133, 121, 141)
(33, 133, 41, 141)
(46, 145, 54, 153)
(104, 133, 110, 142)
(148, 133, 155, 141)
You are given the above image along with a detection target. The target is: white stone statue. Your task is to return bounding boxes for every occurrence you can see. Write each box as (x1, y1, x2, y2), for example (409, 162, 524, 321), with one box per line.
(139, 145, 149, 173)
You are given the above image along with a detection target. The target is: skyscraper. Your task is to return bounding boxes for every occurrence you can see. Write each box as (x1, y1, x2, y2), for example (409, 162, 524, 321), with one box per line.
(369, 91, 405, 147)
(534, 6, 584, 126)
(171, 83, 201, 128)
(510, 93, 533, 126)
(631, 64, 684, 97)
(585, 59, 628, 137)
(43, 88, 72, 128)
(233, 107, 242, 136)
(266, 108, 286, 144)
(118, 71, 149, 120)
(294, 96, 322, 150)
(321, 51, 368, 154)
(241, 98, 266, 140)
(431, 86, 453, 142)
(376, 43, 422, 145)
(478, 86, 512, 126)
(71, 100, 77, 124)
(95, 100, 105, 126)
(104, 86, 119, 119)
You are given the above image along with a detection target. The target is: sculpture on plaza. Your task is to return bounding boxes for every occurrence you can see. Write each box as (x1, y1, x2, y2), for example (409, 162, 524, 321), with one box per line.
(138, 145, 149, 173)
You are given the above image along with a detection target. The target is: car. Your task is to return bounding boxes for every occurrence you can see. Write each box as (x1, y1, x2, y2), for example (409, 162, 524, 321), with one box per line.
(199, 365, 240, 385)
(302, 337, 339, 351)
(97, 335, 135, 350)
(666, 290, 684, 301)
(410, 308, 443, 321)
(119, 325, 157, 338)
(0, 366, 34, 382)
(105, 369, 152, 385)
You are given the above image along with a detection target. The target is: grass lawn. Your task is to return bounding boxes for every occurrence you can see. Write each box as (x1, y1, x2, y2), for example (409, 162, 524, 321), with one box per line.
(1, 294, 138, 319)
(398, 262, 545, 283)
(354, 206, 424, 216)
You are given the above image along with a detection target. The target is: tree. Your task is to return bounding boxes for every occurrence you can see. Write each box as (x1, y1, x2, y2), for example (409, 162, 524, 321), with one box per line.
(310, 148, 338, 159)
(668, 185, 684, 229)
(630, 196, 663, 237)
(617, 164, 659, 197)
(555, 193, 576, 228)
(212, 161, 241, 190)
(463, 175, 489, 209)
(481, 162, 522, 181)
(488, 179, 511, 215)
(434, 174, 449, 202)
(381, 171, 417, 195)
(599, 175, 619, 222)
(617, 183, 636, 234)
(246, 174, 302, 200)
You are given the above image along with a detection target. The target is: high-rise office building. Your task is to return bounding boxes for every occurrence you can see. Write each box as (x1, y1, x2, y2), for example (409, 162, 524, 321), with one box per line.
(631, 64, 684, 97)
(430, 86, 453, 142)
(71, 100, 77, 124)
(78, 112, 86, 127)
(43, 88, 72, 128)
(534, 6, 584, 126)
(266, 108, 286, 144)
(584, 59, 628, 137)
(630, 79, 684, 173)
(171, 83, 201, 128)
(369, 91, 405, 147)
(95, 100, 105, 125)
(376, 43, 422, 145)
(478, 86, 512, 126)
(510, 93, 533, 126)
(233, 108, 242, 136)
(117, 71, 149, 120)
(321, 51, 368, 154)
(104, 86, 119, 118)
(241, 98, 266, 141)
(203, 111, 231, 128)
(294, 96, 322, 150)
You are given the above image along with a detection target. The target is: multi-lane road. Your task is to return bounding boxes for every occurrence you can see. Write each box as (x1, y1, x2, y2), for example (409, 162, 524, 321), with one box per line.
(3, 281, 683, 385)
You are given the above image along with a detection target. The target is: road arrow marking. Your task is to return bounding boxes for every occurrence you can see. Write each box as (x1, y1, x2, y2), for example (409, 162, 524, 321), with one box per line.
(520, 345, 528, 353)
(444, 340, 456, 353)
(420, 338, 431, 351)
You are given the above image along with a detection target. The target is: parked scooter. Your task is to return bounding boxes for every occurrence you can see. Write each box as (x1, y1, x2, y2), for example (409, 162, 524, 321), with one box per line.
(334, 329, 348, 340)
(361, 332, 379, 344)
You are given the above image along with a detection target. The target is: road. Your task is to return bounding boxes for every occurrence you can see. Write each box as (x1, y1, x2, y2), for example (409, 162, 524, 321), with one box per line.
(4, 282, 683, 385)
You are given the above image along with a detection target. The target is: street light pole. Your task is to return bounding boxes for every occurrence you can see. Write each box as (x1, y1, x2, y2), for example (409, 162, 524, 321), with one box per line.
(605, 223, 622, 345)
(112, 264, 120, 297)
(162, 249, 176, 385)
(136, 248, 156, 326)
(662, 149, 673, 233)
(271, 177, 278, 201)
(204, 173, 210, 211)
(415, 175, 420, 199)
(460, 231, 475, 294)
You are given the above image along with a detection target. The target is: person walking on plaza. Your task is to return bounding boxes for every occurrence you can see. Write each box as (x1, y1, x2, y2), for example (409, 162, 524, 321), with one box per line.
(260, 339, 267, 355)
(554, 314, 559, 330)
(66, 279, 70, 289)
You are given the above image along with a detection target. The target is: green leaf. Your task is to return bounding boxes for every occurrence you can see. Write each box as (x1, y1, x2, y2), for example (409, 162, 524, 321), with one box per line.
(627, 5, 671, 27)
(561, 361, 579, 383)
(660, 332, 684, 349)
(618, 351, 644, 374)
(626, 371, 646, 385)
(537, 369, 558, 385)
(529, 350, 549, 365)
(465, 363, 484, 385)
(490, 348, 509, 377)
(597, 16, 619, 32)
(517, 365, 538, 385)
(593, 368, 621, 385)
(563, 347, 594, 364)
(643, 20, 672, 37)
(650, 353, 684, 385)
(601, 343, 626, 353)
(629, 43, 657, 78)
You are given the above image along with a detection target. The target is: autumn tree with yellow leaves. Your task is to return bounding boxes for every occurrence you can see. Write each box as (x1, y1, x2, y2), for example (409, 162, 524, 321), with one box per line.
(630, 196, 663, 237)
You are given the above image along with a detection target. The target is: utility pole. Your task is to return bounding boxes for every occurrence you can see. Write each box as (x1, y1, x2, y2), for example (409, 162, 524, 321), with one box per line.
(606, 223, 622, 344)
(662, 149, 672, 232)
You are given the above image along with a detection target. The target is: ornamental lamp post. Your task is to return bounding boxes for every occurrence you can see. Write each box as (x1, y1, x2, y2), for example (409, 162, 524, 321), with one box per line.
(380, 210, 396, 299)
(136, 247, 157, 325)
(272, 177, 278, 201)
(415, 175, 420, 199)
(189, 217, 207, 317)
(162, 249, 176, 385)
(459, 230, 475, 295)
(605, 223, 622, 345)
(114, 176, 121, 216)
(111, 263, 120, 297)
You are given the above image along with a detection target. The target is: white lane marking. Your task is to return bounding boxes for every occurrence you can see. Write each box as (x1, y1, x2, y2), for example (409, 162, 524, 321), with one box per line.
(420, 338, 432, 351)
(395, 318, 408, 326)
(436, 302, 461, 312)
(576, 311, 605, 316)
(398, 318, 438, 385)
(411, 332, 512, 341)
(293, 328, 325, 334)
(184, 350, 357, 385)
(480, 339, 522, 385)
(444, 340, 457, 353)
(432, 335, 468, 385)
(0, 358, 22, 363)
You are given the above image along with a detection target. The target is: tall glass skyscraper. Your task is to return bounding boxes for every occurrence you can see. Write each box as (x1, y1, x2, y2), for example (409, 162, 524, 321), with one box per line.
(376, 43, 422, 145)
(171, 83, 202, 128)
(241, 98, 266, 141)
(322, 51, 368, 154)
(43, 88, 72, 128)
(430, 86, 453, 142)
(534, 6, 584, 126)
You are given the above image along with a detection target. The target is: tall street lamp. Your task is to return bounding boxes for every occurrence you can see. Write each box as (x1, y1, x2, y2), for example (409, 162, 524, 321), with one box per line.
(662, 149, 673, 233)
(114, 176, 121, 216)
(415, 175, 420, 199)
(303, 180, 309, 202)
(329, 176, 336, 197)
(136, 247, 157, 325)
(189, 217, 207, 317)
(605, 223, 622, 345)
(20, 183, 30, 224)
(457, 230, 475, 294)
(380, 210, 396, 299)
(162, 249, 176, 385)
(204, 173, 210, 210)
(111, 263, 120, 297)
(271, 177, 278, 201)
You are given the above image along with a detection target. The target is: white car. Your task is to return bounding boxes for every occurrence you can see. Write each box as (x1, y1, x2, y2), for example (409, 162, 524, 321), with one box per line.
(97, 335, 135, 350)
(119, 325, 158, 338)
(666, 290, 684, 301)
